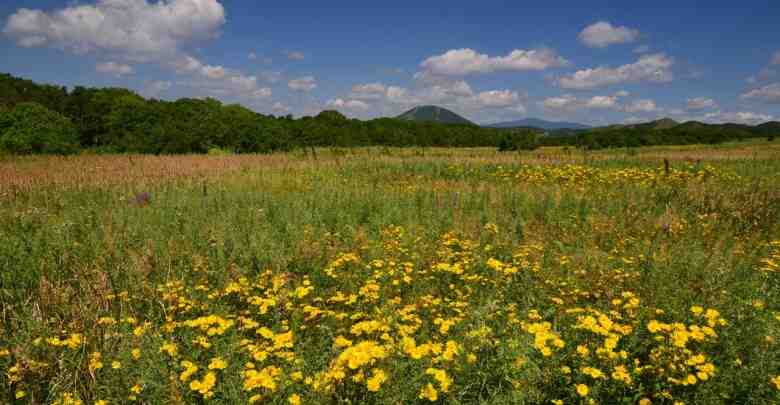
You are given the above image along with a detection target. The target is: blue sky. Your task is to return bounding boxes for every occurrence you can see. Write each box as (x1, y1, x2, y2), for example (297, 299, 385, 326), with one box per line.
(1, 0, 779, 125)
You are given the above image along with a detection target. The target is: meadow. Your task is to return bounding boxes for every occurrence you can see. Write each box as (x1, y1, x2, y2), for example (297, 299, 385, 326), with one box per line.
(1, 142, 779, 404)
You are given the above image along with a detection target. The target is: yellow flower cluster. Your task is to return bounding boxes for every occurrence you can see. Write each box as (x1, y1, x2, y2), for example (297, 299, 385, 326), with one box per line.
(492, 163, 739, 187)
(3, 222, 775, 403)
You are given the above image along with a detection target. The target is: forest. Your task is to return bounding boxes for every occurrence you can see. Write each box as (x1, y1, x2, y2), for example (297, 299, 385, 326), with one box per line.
(0, 73, 776, 155)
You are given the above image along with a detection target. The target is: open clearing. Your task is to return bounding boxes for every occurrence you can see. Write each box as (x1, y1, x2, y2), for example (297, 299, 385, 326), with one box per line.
(1, 143, 779, 404)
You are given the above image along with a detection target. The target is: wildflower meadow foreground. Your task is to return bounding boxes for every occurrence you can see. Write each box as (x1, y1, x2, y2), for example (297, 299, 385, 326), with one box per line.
(1, 145, 779, 404)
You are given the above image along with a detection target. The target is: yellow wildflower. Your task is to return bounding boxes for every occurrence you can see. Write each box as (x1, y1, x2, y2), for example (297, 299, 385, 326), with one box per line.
(419, 383, 438, 401)
(366, 368, 387, 392)
(209, 357, 228, 370)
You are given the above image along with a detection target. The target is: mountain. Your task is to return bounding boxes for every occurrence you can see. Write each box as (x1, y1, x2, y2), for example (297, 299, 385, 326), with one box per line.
(396, 105, 475, 125)
(754, 121, 780, 136)
(487, 118, 590, 130)
(648, 118, 679, 129)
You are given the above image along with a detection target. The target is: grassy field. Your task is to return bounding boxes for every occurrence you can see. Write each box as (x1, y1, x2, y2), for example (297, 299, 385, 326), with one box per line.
(1, 142, 779, 404)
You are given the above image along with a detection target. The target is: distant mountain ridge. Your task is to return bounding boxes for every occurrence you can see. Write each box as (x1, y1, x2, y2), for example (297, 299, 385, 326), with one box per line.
(396, 105, 475, 125)
(487, 118, 591, 130)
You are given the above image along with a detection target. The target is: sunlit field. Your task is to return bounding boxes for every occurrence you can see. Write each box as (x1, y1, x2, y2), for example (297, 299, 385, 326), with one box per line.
(1, 142, 779, 404)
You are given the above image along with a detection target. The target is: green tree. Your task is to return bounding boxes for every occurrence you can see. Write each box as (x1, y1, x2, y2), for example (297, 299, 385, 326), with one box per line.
(0, 102, 79, 154)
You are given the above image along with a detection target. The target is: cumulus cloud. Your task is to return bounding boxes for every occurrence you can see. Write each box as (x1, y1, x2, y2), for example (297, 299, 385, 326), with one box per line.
(350, 83, 388, 100)
(344, 79, 525, 119)
(288, 76, 317, 92)
(248, 52, 257, 60)
(385, 86, 415, 104)
(251, 88, 272, 99)
(579, 21, 640, 48)
(3, 0, 225, 59)
(686, 97, 718, 110)
(419, 48, 569, 77)
(740, 83, 780, 104)
(201, 64, 227, 79)
(271, 102, 290, 114)
(543, 94, 579, 110)
(96, 61, 134, 77)
(542, 91, 630, 112)
(633, 45, 650, 54)
(704, 111, 774, 125)
(141, 80, 172, 98)
(475, 90, 520, 108)
(169, 54, 275, 101)
(285, 51, 305, 60)
(623, 99, 657, 113)
(2, 1, 282, 105)
(557, 53, 674, 90)
(326, 98, 369, 111)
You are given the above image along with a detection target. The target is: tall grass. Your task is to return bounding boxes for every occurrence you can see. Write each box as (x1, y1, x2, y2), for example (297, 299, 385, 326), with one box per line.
(0, 143, 778, 403)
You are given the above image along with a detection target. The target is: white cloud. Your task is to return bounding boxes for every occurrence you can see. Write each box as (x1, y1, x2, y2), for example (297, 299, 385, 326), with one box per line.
(326, 98, 369, 111)
(351, 83, 388, 99)
(543, 94, 579, 110)
(341, 78, 527, 120)
(386, 86, 415, 104)
(288, 76, 317, 92)
(420, 80, 474, 99)
(586, 95, 620, 109)
(271, 102, 290, 114)
(251, 88, 272, 99)
(704, 111, 774, 125)
(557, 53, 674, 90)
(623, 99, 657, 113)
(141, 80, 171, 98)
(95, 61, 134, 77)
(579, 21, 640, 48)
(3, 0, 225, 59)
(686, 97, 717, 110)
(201, 64, 227, 79)
(476, 90, 519, 108)
(171, 54, 275, 101)
(419, 47, 568, 77)
(285, 51, 305, 60)
(506, 104, 527, 115)
(633, 45, 650, 54)
(542, 91, 630, 111)
(248, 52, 257, 60)
(740, 83, 780, 104)
(4, 1, 285, 108)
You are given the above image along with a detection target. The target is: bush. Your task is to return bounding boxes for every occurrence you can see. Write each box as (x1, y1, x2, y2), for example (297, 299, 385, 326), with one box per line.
(0, 102, 79, 154)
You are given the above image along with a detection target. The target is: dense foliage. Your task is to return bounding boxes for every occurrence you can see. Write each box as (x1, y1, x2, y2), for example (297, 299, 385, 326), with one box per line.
(0, 102, 79, 154)
(540, 121, 780, 149)
(1, 73, 778, 155)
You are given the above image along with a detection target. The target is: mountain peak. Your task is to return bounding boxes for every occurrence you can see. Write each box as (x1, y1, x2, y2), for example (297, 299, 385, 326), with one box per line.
(396, 105, 474, 125)
(650, 118, 679, 129)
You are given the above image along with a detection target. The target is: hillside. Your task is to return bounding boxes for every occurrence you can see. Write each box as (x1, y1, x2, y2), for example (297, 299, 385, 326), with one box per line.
(488, 118, 590, 130)
(396, 105, 475, 125)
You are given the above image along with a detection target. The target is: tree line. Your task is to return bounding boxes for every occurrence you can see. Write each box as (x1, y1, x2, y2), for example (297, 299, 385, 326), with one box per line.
(539, 120, 778, 150)
(0, 73, 540, 155)
(0, 73, 776, 155)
